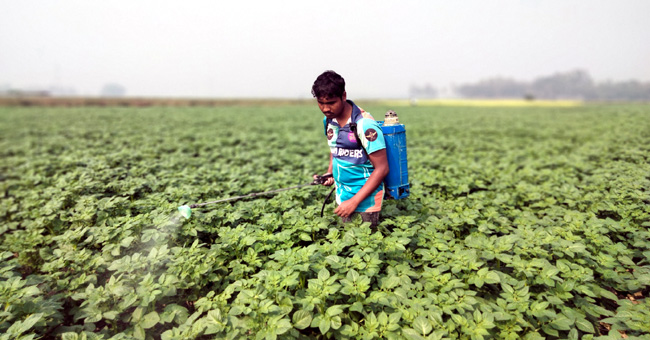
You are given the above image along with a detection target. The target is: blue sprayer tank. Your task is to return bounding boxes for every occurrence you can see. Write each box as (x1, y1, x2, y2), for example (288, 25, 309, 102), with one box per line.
(379, 110, 410, 200)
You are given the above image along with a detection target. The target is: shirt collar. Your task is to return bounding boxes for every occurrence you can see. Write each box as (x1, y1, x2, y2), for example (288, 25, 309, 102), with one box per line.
(334, 100, 359, 126)
(338, 116, 352, 126)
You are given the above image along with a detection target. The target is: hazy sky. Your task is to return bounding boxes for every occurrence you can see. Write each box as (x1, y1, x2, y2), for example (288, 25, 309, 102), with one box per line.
(1, 0, 649, 98)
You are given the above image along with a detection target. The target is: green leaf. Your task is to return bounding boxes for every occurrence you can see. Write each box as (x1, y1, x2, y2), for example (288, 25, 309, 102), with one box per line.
(275, 318, 293, 335)
(388, 312, 402, 325)
(326, 305, 344, 317)
(134, 324, 145, 340)
(412, 316, 432, 336)
(347, 269, 360, 282)
(229, 305, 244, 316)
(575, 318, 595, 333)
(161, 304, 189, 324)
(310, 315, 322, 328)
(292, 310, 312, 330)
(350, 302, 364, 313)
(330, 315, 342, 330)
(261, 329, 275, 340)
(378, 312, 388, 325)
(204, 310, 226, 335)
(318, 268, 330, 281)
(484, 271, 501, 284)
(340, 323, 359, 337)
(61, 333, 79, 340)
(501, 283, 514, 295)
(242, 236, 256, 246)
(207, 309, 222, 322)
(450, 314, 466, 326)
(564, 243, 587, 257)
(401, 328, 426, 340)
(299, 233, 311, 242)
(597, 288, 619, 301)
(141, 311, 160, 329)
(541, 324, 559, 337)
(132, 307, 143, 323)
(381, 275, 401, 290)
(325, 255, 342, 266)
(550, 316, 573, 331)
(103, 311, 119, 320)
(121, 236, 135, 248)
(568, 328, 579, 340)
(319, 317, 330, 334)
(8, 313, 43, 334)
(522, 331, 545, 340)
(617, 255, 635, 266)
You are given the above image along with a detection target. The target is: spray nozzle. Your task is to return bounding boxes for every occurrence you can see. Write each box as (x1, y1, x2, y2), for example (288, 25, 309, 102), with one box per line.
(178, 205, 192, 219)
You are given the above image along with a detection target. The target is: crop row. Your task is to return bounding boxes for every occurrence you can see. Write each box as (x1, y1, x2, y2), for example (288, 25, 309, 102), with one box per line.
(0, 104, 649, 339)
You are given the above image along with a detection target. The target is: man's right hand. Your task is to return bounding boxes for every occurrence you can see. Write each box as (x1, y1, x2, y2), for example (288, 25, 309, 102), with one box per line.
(313, 173, 334, 186)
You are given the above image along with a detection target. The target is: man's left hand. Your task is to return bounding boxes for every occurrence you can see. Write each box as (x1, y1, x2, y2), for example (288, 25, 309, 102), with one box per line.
(334, 199, 359, 218)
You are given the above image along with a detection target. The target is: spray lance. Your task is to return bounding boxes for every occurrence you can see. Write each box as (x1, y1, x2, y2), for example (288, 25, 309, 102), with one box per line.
(177, 174, 333, 219)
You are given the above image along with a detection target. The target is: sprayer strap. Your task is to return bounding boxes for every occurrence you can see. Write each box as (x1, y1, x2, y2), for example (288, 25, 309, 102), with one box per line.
(349, 122, 368, 157)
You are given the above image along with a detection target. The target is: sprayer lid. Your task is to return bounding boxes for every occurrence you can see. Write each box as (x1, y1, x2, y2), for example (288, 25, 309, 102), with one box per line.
(384, 110, 399, 125)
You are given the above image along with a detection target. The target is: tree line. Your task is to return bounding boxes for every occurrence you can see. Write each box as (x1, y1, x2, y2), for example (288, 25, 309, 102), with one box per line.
(454, 70, 650, 101)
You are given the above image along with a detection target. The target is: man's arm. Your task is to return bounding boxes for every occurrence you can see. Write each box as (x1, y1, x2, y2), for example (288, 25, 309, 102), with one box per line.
(334, 149, 388, 218)
(328, 152, 333, 175)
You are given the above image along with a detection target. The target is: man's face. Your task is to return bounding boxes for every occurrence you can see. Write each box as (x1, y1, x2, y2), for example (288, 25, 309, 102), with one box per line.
(317, 93, 346, 120)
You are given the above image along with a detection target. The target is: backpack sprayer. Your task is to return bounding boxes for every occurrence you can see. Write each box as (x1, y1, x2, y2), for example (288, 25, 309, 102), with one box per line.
(177, 110, 410, 220)
(349, 110, 410, 200)
(377, 110, 410, 199)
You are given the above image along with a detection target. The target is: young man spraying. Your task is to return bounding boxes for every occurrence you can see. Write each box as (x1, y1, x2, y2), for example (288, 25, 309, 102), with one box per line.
(312, 70, 389, 227)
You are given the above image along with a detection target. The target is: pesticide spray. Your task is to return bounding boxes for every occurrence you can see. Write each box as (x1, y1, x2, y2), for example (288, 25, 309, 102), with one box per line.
(148, 210, 186, 244)
(163, 211, 185, 232)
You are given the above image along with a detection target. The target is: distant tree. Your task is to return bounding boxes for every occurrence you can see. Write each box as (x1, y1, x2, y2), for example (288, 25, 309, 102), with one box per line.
(409, 83, 438, 98)
(453, 69, 650, 101)
(101, 83, 126, 97)
(593, 80, 650, 101)
(529, 69, 594, 99)
(456, 77, 527, 98)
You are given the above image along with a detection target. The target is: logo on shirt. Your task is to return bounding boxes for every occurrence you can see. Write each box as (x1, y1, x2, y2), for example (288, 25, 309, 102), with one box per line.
(365, 128, 378, 142)
(331, 148, 364, 158)
(348, 132, 357, 143)
(327, 128, 335, 140)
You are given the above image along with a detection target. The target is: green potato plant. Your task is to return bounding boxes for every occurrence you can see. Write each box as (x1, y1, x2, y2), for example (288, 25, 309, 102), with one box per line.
(0, 104, 649, 339)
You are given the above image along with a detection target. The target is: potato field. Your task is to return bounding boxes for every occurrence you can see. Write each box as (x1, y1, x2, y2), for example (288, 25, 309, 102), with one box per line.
(1, 103, 649, 340)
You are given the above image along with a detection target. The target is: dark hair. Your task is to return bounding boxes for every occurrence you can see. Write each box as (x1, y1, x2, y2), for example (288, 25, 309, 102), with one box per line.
(311, 70, 345, 99)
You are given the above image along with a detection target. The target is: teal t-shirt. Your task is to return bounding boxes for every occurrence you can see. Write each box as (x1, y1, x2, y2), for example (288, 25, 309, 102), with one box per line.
(323, 101, 386, 212)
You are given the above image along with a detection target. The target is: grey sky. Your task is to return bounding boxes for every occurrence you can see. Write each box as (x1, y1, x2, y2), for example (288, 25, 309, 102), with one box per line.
(1, 0, 649, 98)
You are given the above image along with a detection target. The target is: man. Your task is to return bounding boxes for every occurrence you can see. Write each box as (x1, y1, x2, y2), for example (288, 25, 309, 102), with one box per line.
(312, 70, 389, 227)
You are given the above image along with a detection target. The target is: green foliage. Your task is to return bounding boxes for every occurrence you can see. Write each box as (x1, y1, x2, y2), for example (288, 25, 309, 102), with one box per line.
(0, 104, 649, 338)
